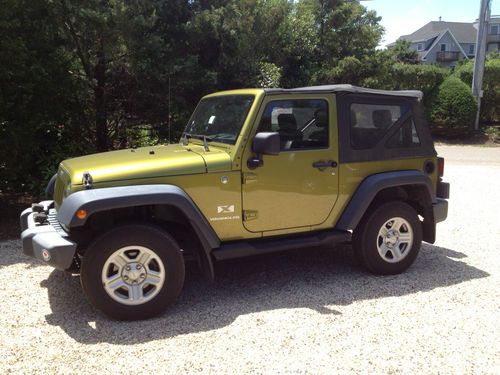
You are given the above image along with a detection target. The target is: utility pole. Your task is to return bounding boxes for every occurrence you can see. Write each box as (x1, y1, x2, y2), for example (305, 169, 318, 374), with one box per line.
(472, 0, 491, 131)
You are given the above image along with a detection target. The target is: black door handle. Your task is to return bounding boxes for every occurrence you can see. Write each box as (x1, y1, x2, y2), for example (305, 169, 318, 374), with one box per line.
(312, 160, 337, 169)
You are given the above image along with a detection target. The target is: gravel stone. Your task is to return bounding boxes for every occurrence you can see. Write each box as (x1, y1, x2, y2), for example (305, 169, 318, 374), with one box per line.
(0, 145, 499, 374)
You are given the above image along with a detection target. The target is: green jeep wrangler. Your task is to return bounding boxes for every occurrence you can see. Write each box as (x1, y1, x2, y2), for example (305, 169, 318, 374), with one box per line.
(20, 85, 449, 320)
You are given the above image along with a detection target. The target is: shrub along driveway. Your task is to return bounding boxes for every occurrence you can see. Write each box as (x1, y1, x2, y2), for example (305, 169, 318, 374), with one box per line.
(1, 145, 499, 374)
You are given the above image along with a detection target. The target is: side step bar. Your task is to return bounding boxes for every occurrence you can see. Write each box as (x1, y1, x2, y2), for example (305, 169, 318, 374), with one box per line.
(212, 230, 351, 261)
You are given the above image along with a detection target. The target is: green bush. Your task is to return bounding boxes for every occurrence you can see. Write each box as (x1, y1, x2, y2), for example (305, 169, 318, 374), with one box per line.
(390, 63, 450, 109)
(454, 55, 500, 123)
(363, 62, 450, 121)
(484, 126, 500, 143)
(430, 77, 477, 136)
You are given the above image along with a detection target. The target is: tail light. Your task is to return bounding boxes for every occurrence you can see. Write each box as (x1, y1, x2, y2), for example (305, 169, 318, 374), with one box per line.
(438, 157, 445, 177)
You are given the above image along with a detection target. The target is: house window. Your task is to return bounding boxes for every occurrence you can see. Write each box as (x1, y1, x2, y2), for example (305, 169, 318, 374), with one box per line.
(488, 43, 499, 52)
(491, 25, 499, 35)
(417, 43, 424, 51)
(440, 43, 449, 52)
(469, 44, 475, 55)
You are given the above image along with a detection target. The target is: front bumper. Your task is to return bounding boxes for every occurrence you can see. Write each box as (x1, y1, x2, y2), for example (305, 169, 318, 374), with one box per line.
(20, 200, 77, 270)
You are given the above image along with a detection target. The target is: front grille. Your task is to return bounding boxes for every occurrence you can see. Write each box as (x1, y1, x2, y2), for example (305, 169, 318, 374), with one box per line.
(47, 209, 68, 236)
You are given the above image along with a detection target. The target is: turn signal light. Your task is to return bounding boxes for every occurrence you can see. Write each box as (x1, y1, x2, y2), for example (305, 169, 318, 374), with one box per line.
(76, 209, 87, 220)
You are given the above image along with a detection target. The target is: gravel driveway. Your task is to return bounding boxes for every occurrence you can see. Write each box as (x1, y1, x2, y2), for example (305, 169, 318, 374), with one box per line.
(1, 145, 499, 374)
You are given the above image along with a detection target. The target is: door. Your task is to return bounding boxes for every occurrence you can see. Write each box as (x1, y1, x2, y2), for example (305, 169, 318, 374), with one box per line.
(242, 95, 339, 233)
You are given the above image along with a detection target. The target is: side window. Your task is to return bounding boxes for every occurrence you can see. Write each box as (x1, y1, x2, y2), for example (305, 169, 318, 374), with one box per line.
(257, 99, 329, 151)
(349, 103, 409, 150)
(386, 118, 420, 148)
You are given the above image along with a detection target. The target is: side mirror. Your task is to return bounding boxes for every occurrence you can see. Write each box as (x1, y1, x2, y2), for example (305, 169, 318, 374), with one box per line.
(252, 132, 280, 155)
(247, 132, 280, 169)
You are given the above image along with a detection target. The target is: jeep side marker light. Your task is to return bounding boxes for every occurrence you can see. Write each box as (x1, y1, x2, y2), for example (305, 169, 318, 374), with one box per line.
(76, 209, 87, 220)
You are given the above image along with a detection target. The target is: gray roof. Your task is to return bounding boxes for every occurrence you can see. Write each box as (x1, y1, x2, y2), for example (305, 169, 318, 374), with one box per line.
(265, 84, 423, 99)
(395, 21, 477, 45)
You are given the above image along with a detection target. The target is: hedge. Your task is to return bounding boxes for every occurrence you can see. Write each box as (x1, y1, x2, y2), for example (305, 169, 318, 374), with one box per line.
(430, 76, 477, 136)
(454, 55, 500, 124)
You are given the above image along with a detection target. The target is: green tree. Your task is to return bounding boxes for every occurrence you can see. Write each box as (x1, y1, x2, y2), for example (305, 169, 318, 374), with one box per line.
(301, 0, 383, 61)
(303, 0, 384, 85)
(1, 0, 390, 197)
(389, 40, 419, 64)
(0, 0, 84, 196)
(53, 0, 168, 151)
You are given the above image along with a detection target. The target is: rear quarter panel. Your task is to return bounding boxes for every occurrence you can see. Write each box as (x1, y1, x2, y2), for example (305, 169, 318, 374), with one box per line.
(311, 157, 438, 231)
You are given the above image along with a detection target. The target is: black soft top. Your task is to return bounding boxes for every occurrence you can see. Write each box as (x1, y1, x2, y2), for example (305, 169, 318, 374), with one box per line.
(265, 84, 423, 100)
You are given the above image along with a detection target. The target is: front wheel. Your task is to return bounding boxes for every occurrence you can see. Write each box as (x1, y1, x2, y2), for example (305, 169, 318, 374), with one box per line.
(81, 224, 185, 320)
(353, 201, 422, 275)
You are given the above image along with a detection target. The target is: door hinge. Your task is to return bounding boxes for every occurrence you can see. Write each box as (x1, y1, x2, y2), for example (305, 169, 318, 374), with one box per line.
(243, 210, 258, 221)
(242, 172, 257, 184)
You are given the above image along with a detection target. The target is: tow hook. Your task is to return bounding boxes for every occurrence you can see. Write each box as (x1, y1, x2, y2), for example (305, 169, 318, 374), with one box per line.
(33, 212, 48, 225)
(32, 203, 49, 225)
(31, 203, 45, 213)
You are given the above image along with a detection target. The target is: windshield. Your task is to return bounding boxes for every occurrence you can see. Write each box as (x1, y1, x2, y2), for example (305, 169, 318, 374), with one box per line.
(183, 95, 254, 145)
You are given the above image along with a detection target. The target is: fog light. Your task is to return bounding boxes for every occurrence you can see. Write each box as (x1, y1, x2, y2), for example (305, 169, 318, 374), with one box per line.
(76, 209, 87, 220)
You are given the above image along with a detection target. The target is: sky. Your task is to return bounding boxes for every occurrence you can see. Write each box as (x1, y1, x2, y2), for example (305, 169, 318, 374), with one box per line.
(363, 0, 500, 47)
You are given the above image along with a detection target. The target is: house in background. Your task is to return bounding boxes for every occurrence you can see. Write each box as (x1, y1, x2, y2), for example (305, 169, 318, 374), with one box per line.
(487, 15, 500, 53)
(388, 16, 500, 68)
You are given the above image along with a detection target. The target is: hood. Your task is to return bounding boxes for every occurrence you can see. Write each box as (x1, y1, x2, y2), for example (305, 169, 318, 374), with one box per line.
(60, 143, 232, 186)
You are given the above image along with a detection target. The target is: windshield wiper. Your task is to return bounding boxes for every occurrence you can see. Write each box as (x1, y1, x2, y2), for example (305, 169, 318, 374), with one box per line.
(184, 133, 214, 141)
(182, 133, 213, 151)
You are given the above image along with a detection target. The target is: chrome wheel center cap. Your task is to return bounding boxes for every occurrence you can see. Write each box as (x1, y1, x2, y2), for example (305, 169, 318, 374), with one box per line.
(122, 262, 146, 284)
(377, 217, 414, 264)
(102, 245, 166, 306)
(385, 231, 399, 247)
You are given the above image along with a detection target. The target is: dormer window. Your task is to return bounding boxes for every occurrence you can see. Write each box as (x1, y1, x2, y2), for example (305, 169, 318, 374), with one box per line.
(417, 43, 424, 51)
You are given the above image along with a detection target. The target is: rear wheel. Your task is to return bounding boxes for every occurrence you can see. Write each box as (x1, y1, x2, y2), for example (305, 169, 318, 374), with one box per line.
(81, 224, 185, 320)
(353, 201, 422, 275)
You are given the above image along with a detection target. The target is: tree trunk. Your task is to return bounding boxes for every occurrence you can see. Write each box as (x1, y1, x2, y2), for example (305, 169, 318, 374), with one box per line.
(94, 39, 108, 152)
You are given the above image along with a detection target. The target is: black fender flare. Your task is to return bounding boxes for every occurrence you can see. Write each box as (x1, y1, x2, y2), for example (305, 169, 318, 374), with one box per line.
(45, 173, 57, 196)
(58, 184, 220, 279)
(335, 170, 435, 232)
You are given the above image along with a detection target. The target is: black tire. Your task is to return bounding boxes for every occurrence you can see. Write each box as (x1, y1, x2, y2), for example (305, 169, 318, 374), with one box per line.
(353, 201, 422, 275)
(80, 224, 185, 320)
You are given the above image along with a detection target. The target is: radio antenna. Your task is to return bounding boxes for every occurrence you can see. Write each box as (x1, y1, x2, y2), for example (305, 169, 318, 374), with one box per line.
(168, 76, 171, 143)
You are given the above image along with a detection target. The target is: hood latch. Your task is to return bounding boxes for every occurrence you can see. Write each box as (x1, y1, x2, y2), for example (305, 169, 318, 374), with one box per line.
(82, 172, 93, 190)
